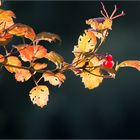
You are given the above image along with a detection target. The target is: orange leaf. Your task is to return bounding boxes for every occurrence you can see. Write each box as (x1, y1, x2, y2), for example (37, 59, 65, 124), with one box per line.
(0, 9, 15, 30)
(33, 63, 47, 70)
(8, 23, 36, 41)
(29, 85, 49, 108)
(42, 71, 66, 86)
(0, 33, 13, 46)
(5, 56, 21, 73)
(15, 69, 31, 82)
(35, 32, 61, 43)
(116, 60, 140, 71)
(0, 54, 4, 63)
(14, 44, 47, 62)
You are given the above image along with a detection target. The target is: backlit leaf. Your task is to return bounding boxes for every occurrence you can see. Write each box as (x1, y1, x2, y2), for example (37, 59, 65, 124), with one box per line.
(73, 30, 97, 56)
(33, 63, 47, 70)
(116, 60, 140, 71)
(0, 54, 4, 63)
(15, 69, 31, 82)
(80, 68, 103, 89)
(14, 44, 47, 62)
(5, 56, 21, 73)
(29, 85, 49, 108)
(46, 51, 64, 68)
(8, 23, 36, 41)
(42, 71, 66, 86)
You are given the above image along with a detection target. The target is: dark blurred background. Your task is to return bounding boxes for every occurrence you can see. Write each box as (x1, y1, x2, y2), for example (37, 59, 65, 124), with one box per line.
(0, 0, 140, 139)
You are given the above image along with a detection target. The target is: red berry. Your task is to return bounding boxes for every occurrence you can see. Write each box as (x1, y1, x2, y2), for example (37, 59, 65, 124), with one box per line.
(102, 60, 114, 69)
(105, 54, 113, 61)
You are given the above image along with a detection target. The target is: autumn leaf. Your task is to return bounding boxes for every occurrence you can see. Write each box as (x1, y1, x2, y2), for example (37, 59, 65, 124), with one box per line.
(15, 69, 31, 82)
(116, 60, 140, 71)
(73, 30, 97, 56)
(8, 23, 36, 41)
(5, 56, 22, 73)
(0, 33, 13, 46)
(42, 71, 66, 86)
(14, 44, 47, 62)
(80, 68, 103, 89)
(29, 85, 49, 108)
(0, 9, 16, 30)
(34, 32, 61, 44)
(46, 51, 64, 68)
(33, 62, 47, 70)
(0, 54, 4, 63)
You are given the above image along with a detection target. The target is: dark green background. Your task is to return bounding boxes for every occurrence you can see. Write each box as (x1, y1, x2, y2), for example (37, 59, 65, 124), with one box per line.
(0, 1, 140, 138)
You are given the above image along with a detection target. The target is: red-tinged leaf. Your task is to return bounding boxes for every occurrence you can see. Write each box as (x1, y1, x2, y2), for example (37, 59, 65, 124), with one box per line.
(46, 51, 64, 68)
(33, 63, 47, 70)
(8, 23, 36, 41)
(0, 33, 13, 46)
(34, 32, 61, 44)
(5, 56, 22, 73)
(29, 85, 49, 108)
(42, 71, 66, 86)
(0, 54, 5, 63)
(116, 60, 140, 71)
(14, 44, 47, 62)
(15, 69, 31, 82)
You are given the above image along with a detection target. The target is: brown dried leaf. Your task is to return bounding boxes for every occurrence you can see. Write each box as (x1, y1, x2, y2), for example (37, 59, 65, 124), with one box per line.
(29, 85, 49, 108)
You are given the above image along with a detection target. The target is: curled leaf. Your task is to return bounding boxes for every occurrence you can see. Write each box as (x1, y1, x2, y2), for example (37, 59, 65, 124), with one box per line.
(15, 69, 31, 82)
(8, 23, 36, 41)
(5, 56, 21, 73)
(14, 44, 47, 62)
(42, 71, 66, 86)
(29, 85, 49, 108)
(46, 51, 64, 68)
(34, 32, 61, 44)
(116, 60, 140, 71)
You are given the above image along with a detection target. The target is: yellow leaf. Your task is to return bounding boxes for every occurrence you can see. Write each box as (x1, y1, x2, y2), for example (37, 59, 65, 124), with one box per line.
(80, 68, 103, 89)
(116, 60, 140, 71)
(73, 30, 97, 55)
(5, 56, 21, 73)
(29, 85, 49, 108)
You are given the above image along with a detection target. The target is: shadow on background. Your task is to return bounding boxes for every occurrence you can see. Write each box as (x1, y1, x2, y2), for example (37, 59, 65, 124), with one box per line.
(0, 1, 140, 139)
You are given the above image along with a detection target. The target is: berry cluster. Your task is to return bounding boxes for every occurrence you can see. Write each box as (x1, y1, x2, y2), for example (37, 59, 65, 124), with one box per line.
(102, 54, 114, 69)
